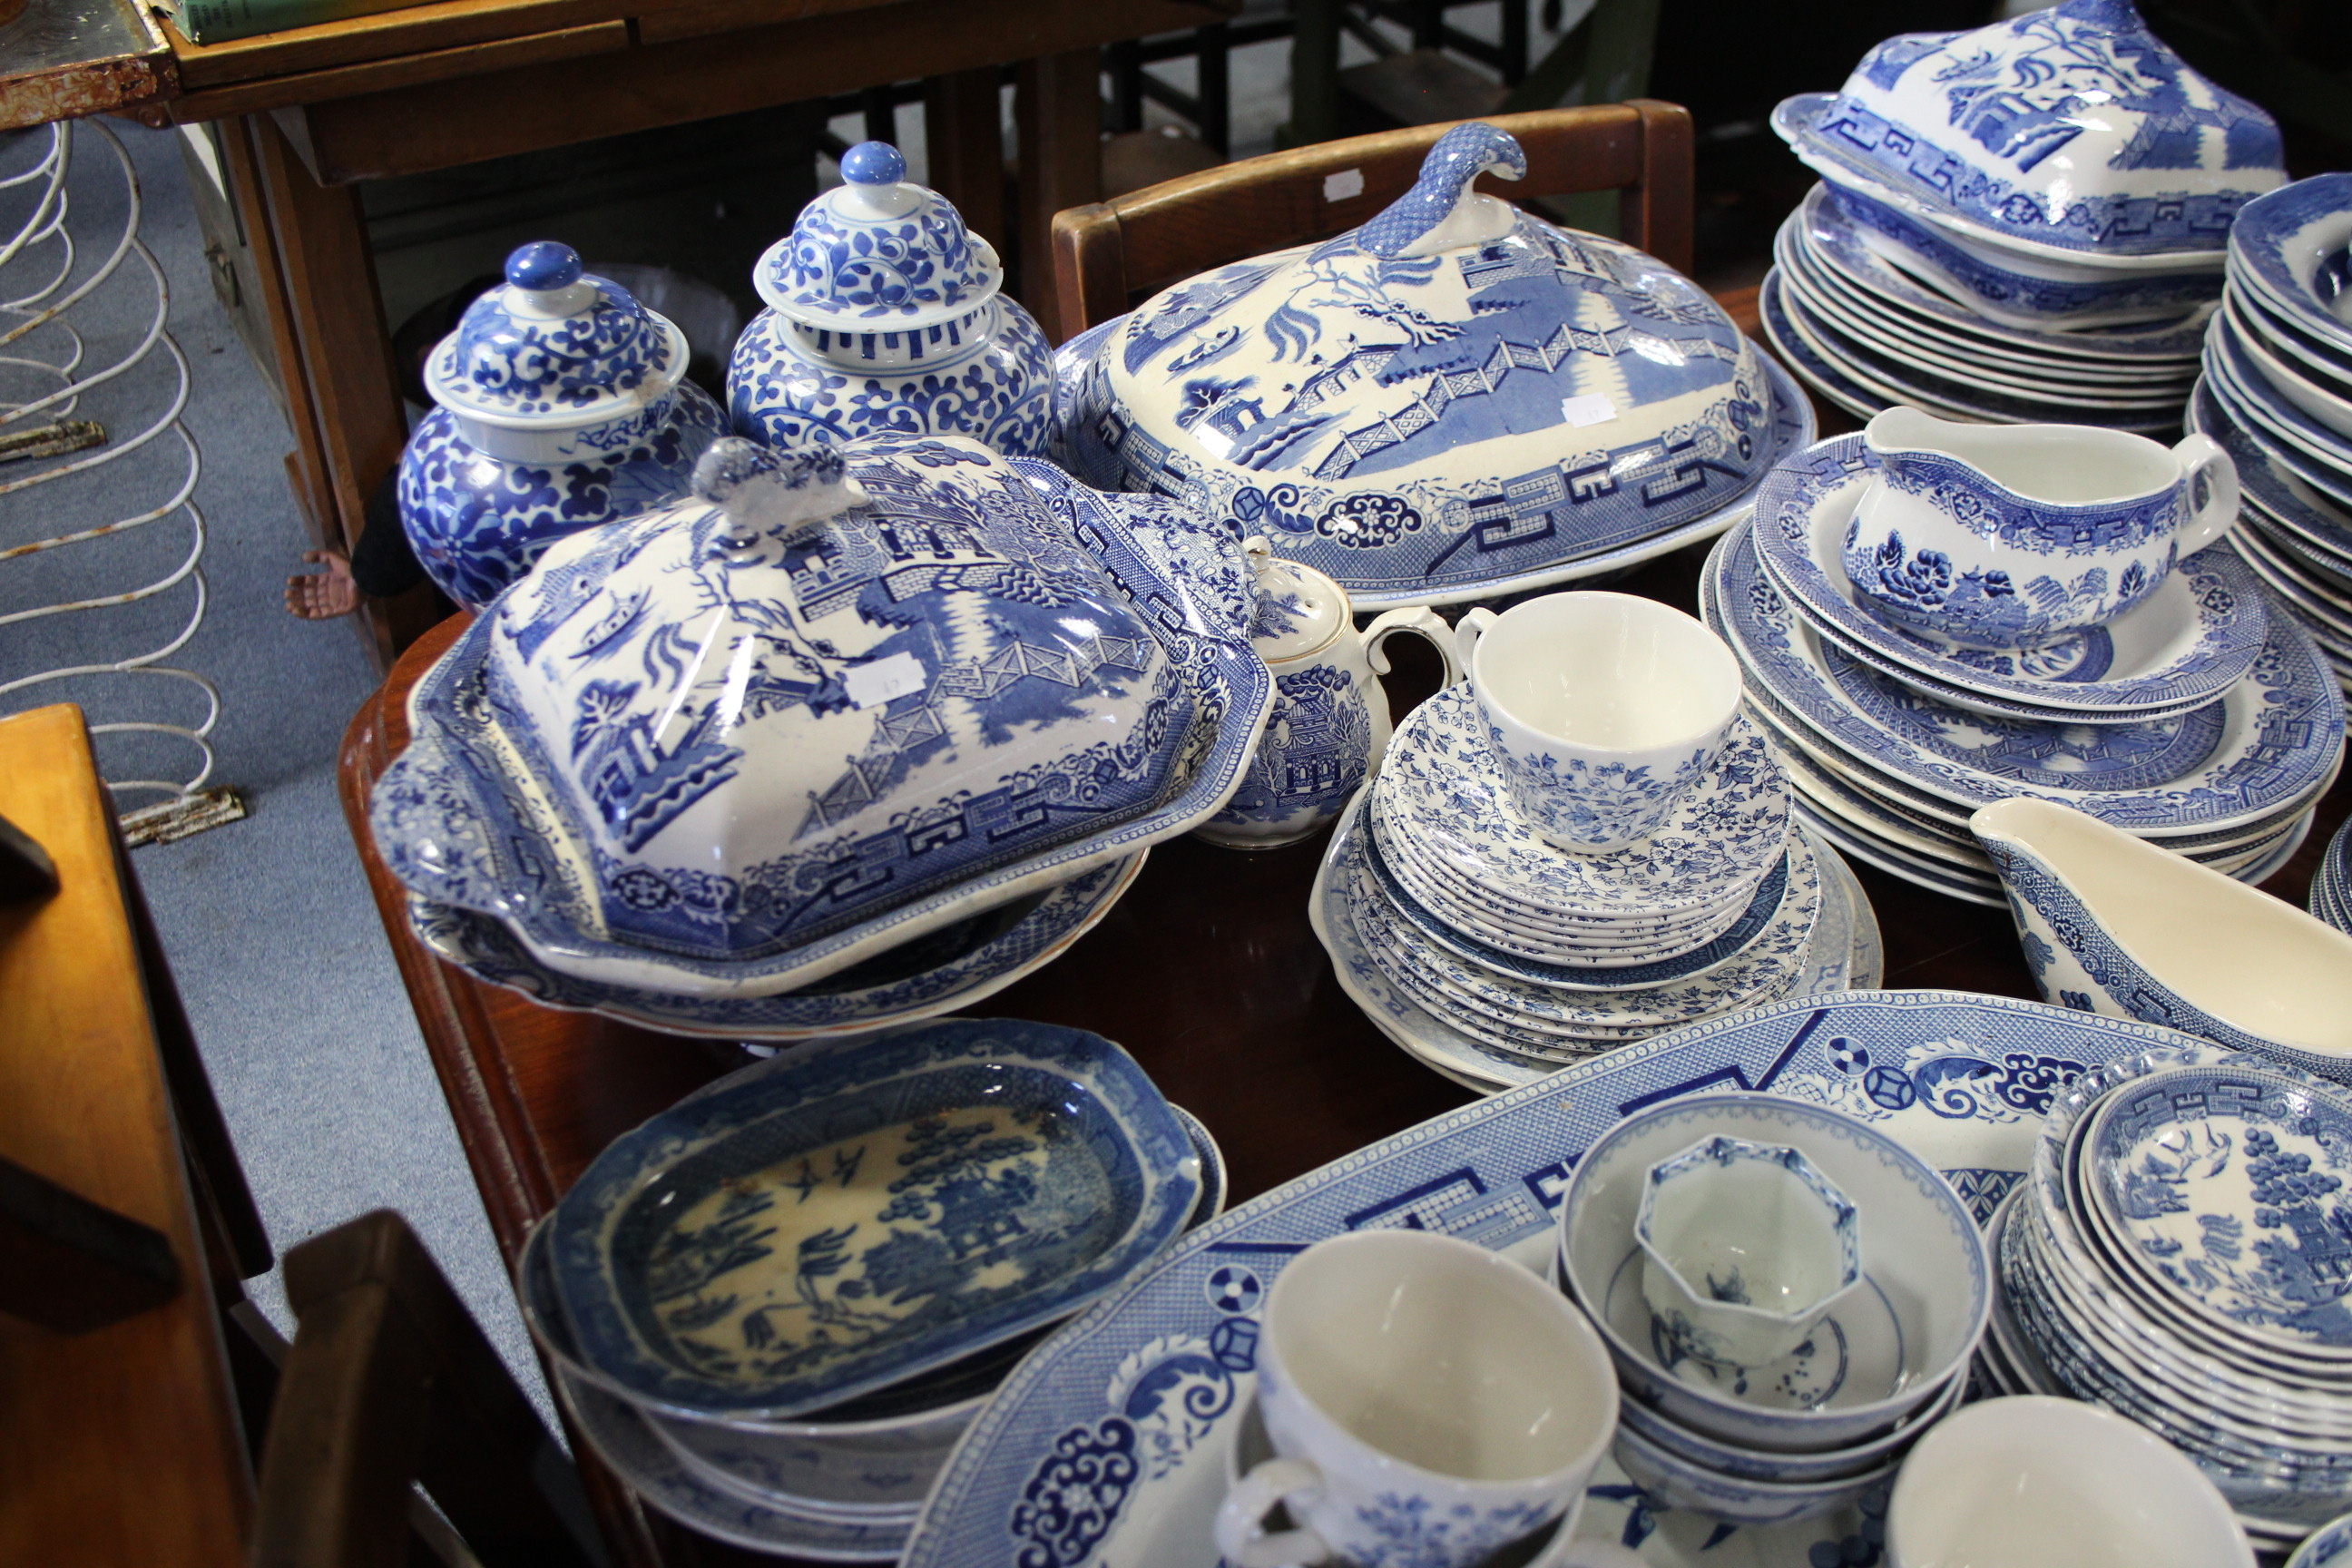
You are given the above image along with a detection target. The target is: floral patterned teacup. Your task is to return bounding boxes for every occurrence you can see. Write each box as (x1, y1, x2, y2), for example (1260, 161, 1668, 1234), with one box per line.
(1454, 593, 1743, 854)
(1213, 1230, 1618, 1568)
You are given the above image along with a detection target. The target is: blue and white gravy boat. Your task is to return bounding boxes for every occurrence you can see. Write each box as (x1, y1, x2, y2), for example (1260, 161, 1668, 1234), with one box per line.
(1846, 407, 2239, 649)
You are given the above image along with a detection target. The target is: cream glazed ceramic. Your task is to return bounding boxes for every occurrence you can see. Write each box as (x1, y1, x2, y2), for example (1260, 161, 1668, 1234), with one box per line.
(1061, 122, 1783, 607)
(1971, 797, 2352, 1083)
(1196, 537, 1455, 848)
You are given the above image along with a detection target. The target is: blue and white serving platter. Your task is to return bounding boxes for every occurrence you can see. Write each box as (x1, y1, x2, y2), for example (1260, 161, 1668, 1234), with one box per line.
(403, 855, 1143, 1042)
(1759, 271, 1881, 425)
(1749, 435, 2268, 715)
(895, 993, 2214, 1568)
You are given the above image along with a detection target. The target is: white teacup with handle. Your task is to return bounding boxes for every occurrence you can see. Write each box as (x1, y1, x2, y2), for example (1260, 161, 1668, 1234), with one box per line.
(1213, 1230, 1622, 1568)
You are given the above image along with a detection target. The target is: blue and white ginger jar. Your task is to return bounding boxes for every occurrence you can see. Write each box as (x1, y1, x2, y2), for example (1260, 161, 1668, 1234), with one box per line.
(398, 240, 728, 610)
(729, 141, 1054, 459)
(1058, 122, 1779, 606)
(1784, 0, 2284, 259)
(485, 435, 1193, 962)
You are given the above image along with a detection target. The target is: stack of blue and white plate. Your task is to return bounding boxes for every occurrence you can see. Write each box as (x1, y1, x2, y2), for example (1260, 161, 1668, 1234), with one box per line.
(2196, 173, 2352, 696)
(1308, 685, 1882, 1094)
(1764, 0, 2285, 435)
(511, 1021, 1226, 1563)
(1985, 1043, 2352, 1552)
(1702, 435, 2345, 905)
(2314, 818, 2352, 936)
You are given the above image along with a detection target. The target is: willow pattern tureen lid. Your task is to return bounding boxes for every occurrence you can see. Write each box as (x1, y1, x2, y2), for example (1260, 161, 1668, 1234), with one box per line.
(1778, 0, 2284, 258)
(425, 241, 687, 429)
(482, 435, 1195, 963)
(755, 141, 1005, 329)
(1062, 122, 1779, 604)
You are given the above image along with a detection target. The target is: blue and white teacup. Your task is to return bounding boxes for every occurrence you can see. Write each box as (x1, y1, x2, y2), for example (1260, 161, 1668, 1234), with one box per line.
(1453, 593, 1743, 854)
(1213, 1230, 1618, 1568)
(1846, 407, 2239, 651)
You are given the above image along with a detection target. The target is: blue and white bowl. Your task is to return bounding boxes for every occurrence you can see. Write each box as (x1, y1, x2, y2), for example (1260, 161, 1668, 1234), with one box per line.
(1609, 1419, 1896, 1528)
(2231, 174, 2352, 366)
(2290, 1510, 2352, 1568)
(1611, 1357, 1961, 1485)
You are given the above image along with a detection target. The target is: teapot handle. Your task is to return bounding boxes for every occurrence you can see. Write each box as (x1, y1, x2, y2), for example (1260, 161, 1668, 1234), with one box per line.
(2170, 432, 2240, 556)
(1364, 606, 1469, 689)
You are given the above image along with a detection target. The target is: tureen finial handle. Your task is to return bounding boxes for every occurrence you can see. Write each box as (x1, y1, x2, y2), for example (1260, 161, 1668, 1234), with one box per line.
(835, 139, 924, 220)
(503, 240, 598, 319)
(693, 437, 867, 539)
(1357, 122, 1525, 260)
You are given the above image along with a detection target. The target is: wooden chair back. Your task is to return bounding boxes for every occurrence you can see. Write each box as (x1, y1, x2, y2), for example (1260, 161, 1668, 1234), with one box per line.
(1048, 99, 1693, 343)
(250, 1210, 595, 1568)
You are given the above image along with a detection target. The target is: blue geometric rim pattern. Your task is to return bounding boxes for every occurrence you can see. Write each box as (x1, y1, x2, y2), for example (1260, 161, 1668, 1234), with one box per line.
(895, 992, 2221, 1568)
(548, 1018, 1200, 1420)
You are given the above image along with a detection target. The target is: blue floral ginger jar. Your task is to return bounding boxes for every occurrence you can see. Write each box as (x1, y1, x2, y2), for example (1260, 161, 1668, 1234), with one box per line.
(397, 241, 729, 610)
(728, 141, 1054, 459)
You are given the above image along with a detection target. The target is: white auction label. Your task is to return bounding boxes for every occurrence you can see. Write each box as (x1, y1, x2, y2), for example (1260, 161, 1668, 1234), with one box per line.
(1323, 168, 1365, 202)
(844, 650, 928, 710)
(1560, 394, 1618, 428)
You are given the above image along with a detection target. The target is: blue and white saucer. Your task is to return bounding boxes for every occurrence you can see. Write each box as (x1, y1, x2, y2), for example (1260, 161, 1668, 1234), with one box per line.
(404, 854, 1142, 1041)
(2230, 174, 2352, 365)
(1749, 435, 2269, 714)
(1718, 518, 2341, 837)
(1373, 685, 1789, 924)
(2207, 330, 2352, 514)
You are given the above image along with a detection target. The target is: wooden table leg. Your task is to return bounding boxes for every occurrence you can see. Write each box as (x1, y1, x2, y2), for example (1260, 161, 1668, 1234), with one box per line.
(1014, 46, 1102, 341)
(247, 113, 415, 668)
(923, 66, 1007, 260)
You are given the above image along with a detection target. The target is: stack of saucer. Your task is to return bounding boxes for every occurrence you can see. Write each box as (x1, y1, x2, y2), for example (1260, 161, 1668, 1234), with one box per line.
(1764, 181, 2206, 434)
(1704, 434, 2345, 905)
(2314, 818, 2352, 936)
(512, 1021, 1223, 1561)
(1310, 681, 1879, 1094)
(2195, 173, 2352, 694)
(1985, 1044, 2352, 1548)
(1761, 0, 2285, 434)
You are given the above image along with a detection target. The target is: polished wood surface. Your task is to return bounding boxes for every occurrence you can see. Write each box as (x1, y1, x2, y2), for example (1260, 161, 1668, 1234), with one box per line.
(0, 704, 251, 1568)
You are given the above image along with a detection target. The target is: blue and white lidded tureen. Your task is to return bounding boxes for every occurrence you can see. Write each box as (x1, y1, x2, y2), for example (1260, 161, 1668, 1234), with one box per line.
(729, 141, 1054, 460)
(1777, 0, 2284, 264)
(399, 241, 729, 610)
(474, 435, 1209, 965)
(1058, 122, 1783, 607)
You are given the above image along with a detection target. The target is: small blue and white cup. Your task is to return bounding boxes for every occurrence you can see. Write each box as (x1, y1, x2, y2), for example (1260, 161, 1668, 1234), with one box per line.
(1213, 1230, 1620, 1568)
(1453, 593, 1743, 854)
(1845, 407, 2239, 651)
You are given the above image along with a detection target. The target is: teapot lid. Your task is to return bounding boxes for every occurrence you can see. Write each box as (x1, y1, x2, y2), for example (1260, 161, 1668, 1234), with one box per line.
(1243, 536, 1348, 661)
(754, 141, 1005, 329)
(426, 241, 686, 428)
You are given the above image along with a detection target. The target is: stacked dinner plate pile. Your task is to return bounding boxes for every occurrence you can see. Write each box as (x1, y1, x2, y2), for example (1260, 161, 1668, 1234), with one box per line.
(2196, 173, 2352, 695)
(510, 1021, 1225, 1562)
(1702, 434, 2346, 905)
(2313, 818, 2352, 936)
(1761, 0, 2286, 434)
(1984, 1043, 2352, 1550)
(1308, 682, 1882, 1095)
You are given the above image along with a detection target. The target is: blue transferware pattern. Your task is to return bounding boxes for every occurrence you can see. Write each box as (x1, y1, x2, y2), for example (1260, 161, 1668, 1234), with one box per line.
(2230, 174, 2352, 359)
(1376, 686, 1789, 918)
(2083, 1063, 2352, 1348)
(1358, 825, 1795, 992)
(1775, 0, 2283, 260)
(368, 441, 1269, 999)
(2208, 328, 2352, 510)
(1610, 1419, 1892, 1530)
(1344, 829, 1823, 1037)
(1486, 726, 1715, 855)
(1059, 123, 1798, 608)
(761, 142, 1001, 329)
(2290, 1510, 2352, 1568)
(402, 853, 1142, 1043)
(2318, 818, 2352, 933)
(1612, 1367, 1962, 1489)
(1788, 183, 2213, 362)
(894, 994, 2213, 1568)
(1757, 273, 1879, 426)
(1749, 435, 2268, 711)
(1720, 517, 2339, 829)
(547, 1018, 1199, 1421)
(400, 242, 729, 609)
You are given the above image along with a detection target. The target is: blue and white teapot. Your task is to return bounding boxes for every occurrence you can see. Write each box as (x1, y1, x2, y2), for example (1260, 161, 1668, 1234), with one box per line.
(1058, 122, 1782, 608)
(728, 141, 1054, 459)
(397, 241, 729, 610)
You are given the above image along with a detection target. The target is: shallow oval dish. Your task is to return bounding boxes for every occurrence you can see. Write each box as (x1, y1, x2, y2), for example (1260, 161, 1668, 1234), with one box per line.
(368, 437, 1271, 998)
(546, 1017, 1200, 1421)
(1775, 0, 2284, 263)
(1059, 122, 1798, 607)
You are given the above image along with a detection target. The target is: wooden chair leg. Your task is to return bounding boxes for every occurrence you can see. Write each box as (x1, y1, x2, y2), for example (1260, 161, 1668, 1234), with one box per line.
(1016, 47, 1104, 338)
(253, 1211, 594, 1568)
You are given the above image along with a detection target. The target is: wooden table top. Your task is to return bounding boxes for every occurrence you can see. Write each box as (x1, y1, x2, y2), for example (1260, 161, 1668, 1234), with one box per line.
(337, 548, 2352, 1565)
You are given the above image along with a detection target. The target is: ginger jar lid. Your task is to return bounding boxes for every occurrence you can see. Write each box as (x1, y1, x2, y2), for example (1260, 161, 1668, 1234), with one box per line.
(1242, 536, 1348, 662)
(426, 241, 687, 429)
(1779, 0, 2285, 257)
(755, 141, 1005, 330)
